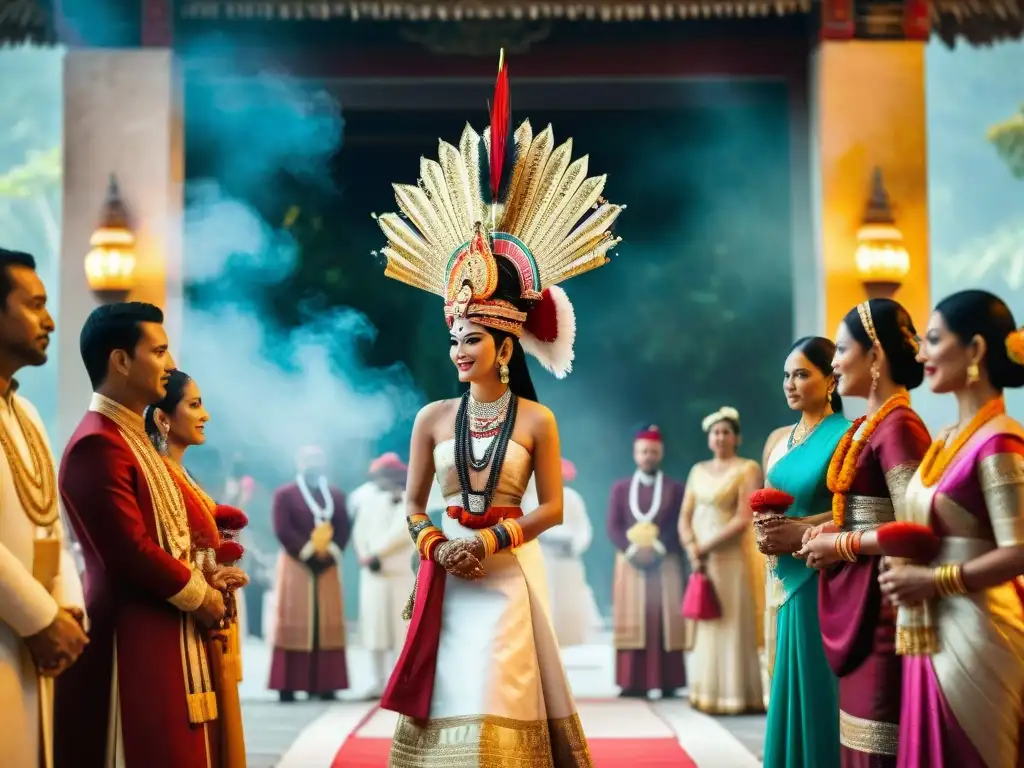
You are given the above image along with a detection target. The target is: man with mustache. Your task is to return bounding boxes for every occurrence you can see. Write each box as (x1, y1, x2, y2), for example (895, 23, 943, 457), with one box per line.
(54, 302, 227, 768)
(606, 425, 689, 699)
(0, 248, 87, 768)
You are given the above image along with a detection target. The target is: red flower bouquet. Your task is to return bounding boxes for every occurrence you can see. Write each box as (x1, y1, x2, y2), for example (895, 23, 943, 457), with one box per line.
(749, 488, 795, 515)
(213, 504, 248, 566)
(876, 521, 941, 563)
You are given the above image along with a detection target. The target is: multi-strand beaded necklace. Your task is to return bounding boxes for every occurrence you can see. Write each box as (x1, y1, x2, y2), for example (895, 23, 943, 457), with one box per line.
(827, 391, 910, 528)
(0, 397, 58, 527)
(454, 388, 518, 515)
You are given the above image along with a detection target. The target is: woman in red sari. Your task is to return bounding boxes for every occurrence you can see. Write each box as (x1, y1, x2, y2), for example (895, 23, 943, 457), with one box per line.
(797, 299, 931, 767)
(145, 369, 249, 767)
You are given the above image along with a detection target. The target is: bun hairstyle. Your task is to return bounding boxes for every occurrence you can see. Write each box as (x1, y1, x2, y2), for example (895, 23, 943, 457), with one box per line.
(144, 369, 192, 448)
(702, 406, 741, 435)
(843, 299, 925, 390)
(936, 290, 1024, 390)
(790, 336, 844, 414)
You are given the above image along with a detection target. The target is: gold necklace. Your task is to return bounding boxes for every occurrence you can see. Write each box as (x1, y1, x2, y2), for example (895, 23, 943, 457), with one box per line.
(92, 397, 191, 558)
(790, 412, 829, 448)
(0, 397, 58, 527)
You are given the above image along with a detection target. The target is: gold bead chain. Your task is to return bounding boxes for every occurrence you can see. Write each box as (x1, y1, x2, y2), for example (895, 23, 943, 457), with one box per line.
(0, 399, 58, 527)
(92, 399, 192, 560)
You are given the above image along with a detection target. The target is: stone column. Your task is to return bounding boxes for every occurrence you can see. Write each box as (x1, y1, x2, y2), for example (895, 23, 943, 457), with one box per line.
(58, 49, 184, 446)
(810, 40, 930, 338)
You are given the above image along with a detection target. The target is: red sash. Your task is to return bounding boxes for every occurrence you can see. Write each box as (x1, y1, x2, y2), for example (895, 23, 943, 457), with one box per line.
(380, 506, 523, 719)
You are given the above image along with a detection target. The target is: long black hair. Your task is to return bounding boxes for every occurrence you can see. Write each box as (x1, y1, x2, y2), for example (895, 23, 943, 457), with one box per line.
(936, 290, 1024, 390)
(842, 298, 925, 390)
(790, 336, 843, 414)
(144, 369, 192, 447)
(460, 257, 539, 402)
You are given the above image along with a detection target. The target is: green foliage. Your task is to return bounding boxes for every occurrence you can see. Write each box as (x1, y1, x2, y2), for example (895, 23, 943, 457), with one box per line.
(988, 105, 1024, 179)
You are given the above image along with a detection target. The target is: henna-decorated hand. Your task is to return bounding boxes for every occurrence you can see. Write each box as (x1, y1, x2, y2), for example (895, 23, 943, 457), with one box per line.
(435, 539, 485, 580)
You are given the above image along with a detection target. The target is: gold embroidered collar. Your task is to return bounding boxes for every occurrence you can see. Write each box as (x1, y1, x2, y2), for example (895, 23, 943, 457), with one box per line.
(89, 392, 146, 433)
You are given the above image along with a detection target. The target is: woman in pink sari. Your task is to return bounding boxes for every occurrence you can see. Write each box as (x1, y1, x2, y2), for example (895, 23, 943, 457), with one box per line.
(798, 298, 931, 766)
(878, 289, 1024, 768)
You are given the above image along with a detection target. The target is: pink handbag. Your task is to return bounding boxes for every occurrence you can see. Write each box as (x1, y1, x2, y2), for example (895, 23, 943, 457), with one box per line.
(681, 570, 721, 621)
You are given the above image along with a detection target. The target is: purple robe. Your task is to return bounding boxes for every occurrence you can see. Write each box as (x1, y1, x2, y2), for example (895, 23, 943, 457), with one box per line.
(268, 481, 350, 694)
(606, 474, 688, 694)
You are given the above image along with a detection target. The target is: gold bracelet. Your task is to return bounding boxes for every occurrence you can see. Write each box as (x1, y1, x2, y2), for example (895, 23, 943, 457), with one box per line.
(502, 519, 524, 549)
(934, 564, 967, 597)
(476, 528, 498, 557)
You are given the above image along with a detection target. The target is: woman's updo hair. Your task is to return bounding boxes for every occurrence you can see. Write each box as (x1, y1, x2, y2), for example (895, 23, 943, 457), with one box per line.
(843, 299, 925, 390)
(471, 258, 539, 402)
(144, 369, 192, 447)
(702, 407, 741, 435)
(790, 336, 843, 414)
(935, 290, 1024, 390)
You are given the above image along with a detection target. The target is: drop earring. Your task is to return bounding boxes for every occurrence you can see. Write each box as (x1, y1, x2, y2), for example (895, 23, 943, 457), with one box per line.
(871, 366, 880, 393)
(967, 362, 980, 386)
(500, 363, 510, 385)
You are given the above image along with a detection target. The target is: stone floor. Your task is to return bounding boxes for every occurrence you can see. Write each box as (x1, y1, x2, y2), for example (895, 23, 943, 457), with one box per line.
(239, 634, 767, 766)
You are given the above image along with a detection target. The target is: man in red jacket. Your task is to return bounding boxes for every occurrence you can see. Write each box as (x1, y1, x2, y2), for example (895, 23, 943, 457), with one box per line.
(55, 302, 226, 768)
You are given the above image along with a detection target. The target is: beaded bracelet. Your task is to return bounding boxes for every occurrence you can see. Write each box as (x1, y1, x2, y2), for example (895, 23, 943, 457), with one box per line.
(476, 519, 525, 556)
(934, 563, 968, 597)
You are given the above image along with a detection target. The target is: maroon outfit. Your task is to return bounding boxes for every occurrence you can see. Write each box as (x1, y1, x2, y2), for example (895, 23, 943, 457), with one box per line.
(268, 481, 350, 695)
(55, 410, 219, 768)
(818, 407, 930, 767)
(607, 475, 688, 695)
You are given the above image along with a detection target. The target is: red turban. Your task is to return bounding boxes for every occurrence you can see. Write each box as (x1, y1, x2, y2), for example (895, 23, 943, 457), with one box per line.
(370, 452, 407, 475)
(635, 425, 663, 443)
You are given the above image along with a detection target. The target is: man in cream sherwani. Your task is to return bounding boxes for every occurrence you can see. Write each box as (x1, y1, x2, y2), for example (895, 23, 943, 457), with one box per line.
(0, 248, 87, 768)
(349, 452, 414, 697)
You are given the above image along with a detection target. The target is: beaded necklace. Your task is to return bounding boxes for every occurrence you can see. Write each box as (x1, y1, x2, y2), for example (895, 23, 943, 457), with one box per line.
(827, 392, 910, 527)
(454, 390, 518, 515)
(0, 396, 58, 527)
(919, 396, 1006, 487)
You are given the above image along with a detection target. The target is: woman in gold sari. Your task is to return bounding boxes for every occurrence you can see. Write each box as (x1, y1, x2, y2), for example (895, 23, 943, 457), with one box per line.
(879, 290, 1024, 768)
(146, 368, 249, 768)
(679, 406, 764, 714)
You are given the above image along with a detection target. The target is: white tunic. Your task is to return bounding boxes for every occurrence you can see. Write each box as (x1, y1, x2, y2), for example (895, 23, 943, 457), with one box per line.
(525, 480, 603, 646)
(0, 393, 84, 768)
(349, 482, 415, 651)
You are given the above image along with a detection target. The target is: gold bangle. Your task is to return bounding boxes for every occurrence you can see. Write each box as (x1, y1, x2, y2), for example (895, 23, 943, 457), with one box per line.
(503, 519, 524, 549)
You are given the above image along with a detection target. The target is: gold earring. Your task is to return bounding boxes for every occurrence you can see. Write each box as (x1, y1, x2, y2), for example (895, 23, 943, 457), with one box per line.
(500, 363, 510, 385)
(870, 366, 880, 393)
(967, 362, 980, 386)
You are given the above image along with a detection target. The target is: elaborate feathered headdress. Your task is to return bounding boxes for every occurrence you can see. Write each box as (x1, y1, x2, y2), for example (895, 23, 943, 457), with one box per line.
(375, 50, 623, 378)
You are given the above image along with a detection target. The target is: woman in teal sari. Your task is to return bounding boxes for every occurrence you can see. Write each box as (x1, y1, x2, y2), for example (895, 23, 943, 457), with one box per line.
(758, 336, 849, 767)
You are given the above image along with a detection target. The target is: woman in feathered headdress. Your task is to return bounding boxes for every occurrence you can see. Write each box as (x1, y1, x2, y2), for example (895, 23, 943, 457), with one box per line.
(377, 51, 620, 767)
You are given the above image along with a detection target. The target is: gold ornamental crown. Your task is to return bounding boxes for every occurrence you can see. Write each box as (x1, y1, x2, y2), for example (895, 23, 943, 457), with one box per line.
(374, 51, 623, 378)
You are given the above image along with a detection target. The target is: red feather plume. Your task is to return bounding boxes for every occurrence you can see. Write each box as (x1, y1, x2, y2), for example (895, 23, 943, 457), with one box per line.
(489, 49, 510, 203)
(876, 521, 941, 562)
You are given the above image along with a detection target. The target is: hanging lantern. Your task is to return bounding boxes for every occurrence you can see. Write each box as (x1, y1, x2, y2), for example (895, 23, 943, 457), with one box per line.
(85, 175, 136, 298)
(855, 168, 910, 298)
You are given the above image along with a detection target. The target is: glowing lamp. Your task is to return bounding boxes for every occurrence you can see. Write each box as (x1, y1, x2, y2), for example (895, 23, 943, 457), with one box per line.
(855, 168, 909, 298)
(85, 175, 136, 300)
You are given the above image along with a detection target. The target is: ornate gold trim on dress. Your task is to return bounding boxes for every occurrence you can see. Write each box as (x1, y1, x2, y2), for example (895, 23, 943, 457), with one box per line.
(170, 568, 209, 612)
(843, 494, 896, 531)
(0, 395, 58, 527)
(979, 452, 1024, 547)
(839, 709, 899, 756)
(89, 393, 217, 724)
(391, 711, 592, 767)
(883, 461, 919, 522)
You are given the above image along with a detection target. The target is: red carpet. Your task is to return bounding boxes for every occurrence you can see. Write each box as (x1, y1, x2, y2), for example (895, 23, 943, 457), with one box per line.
(332, 702, 697, 767)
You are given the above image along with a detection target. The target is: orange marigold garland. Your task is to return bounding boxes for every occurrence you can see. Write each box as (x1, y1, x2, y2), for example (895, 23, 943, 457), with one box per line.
(827, 392, 911, 528)
(919, 396, 1006, 487)
(1006, 328, 1024, 366)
